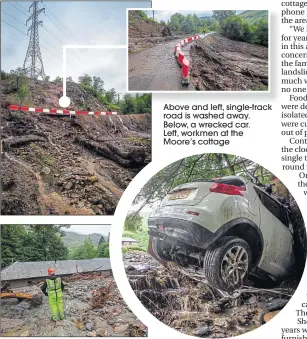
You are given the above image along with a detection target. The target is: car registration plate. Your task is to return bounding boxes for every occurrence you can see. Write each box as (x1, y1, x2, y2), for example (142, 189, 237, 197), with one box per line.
(168, 189, 192, 200)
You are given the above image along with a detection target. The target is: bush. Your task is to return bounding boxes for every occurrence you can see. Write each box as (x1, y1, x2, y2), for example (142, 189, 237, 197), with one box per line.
(122, 245, 146, 254)
(220, 16, 268, 47)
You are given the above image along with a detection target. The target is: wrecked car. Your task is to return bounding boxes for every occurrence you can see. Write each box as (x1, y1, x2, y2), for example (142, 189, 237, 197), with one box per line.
(148, 176, 295, 292)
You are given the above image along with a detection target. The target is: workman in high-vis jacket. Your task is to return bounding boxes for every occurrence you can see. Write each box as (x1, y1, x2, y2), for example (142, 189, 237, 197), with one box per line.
(41, 268, 65, 321)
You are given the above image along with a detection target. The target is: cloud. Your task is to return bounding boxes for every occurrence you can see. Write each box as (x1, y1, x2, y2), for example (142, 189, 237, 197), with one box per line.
(2, 1, 150, 94)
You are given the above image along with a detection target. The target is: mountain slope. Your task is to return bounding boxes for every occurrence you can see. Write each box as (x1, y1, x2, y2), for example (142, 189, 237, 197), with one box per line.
(239, 10, 268, 23)
(1, 78, 151, 216)
(63, 231, 106, 248)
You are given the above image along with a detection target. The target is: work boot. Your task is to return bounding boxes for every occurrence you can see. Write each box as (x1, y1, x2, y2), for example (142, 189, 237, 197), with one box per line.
(60, 314, 65, 320)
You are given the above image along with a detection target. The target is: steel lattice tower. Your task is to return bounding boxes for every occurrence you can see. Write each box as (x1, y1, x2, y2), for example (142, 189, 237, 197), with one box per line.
(23, 1, 45, 79)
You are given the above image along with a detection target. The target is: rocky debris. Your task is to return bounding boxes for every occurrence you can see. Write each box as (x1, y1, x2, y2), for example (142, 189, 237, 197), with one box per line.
(123, 251, 297, 338)
(129, 10, 172, 39)
(189, 34, 268, 91)
(0, 277, 147, 337)
(128, 10, 177, 53)
(1, 79, 151, 215)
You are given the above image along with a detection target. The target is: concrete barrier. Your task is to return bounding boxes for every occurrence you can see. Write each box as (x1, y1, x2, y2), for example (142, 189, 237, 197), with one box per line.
(9, 105, 118, 115)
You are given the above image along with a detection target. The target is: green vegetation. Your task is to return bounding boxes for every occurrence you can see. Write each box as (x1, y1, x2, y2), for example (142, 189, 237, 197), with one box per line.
(1, 225, 69, 268)
(220, 16, 268, 47)
(167, 11, 268, 47)
(62, 231, 103, 248)
(135, 10, 156, 23)
(69, 234, 110, 259)
(239, 10, 268, 24)
(123, 214, 149, 251)
(15, 83, 29, 106)
(133, 154, 276, 209)
(1, 69, 152, 114)
(122, 230, 148, 251)
(76, 74, 151, 114)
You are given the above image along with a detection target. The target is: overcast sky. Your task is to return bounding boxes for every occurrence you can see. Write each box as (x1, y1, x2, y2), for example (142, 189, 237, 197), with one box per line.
(2, 1, 150, 94)
(64, 225, 111, 235)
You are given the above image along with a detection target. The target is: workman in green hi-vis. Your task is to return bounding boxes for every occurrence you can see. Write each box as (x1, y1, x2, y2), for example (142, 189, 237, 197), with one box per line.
(41, 268, 65, 321)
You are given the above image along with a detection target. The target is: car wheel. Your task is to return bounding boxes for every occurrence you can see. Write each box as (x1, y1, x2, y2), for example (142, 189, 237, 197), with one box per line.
(151, 237, 172, 262)
(203, 236, 252, 292)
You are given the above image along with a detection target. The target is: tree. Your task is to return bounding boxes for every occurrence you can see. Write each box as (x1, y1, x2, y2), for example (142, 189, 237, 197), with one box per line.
(98, 235, 106, 245)
(212, 10, 236, 24)
(15, 83, 29, 106)
(97, 242, 109, 258)
(66, 76, 73, 82)
(44, 75, 50, 82)
(78, 74, 92, 87)
(93, 76, 104, 93)
(1, 225, 69, 267)
(70, 238, 97, 259)
(120, 94, 135, 114)
(253, 18, 268, 47)
(1, 225, 27, 267)
(124, 214, 143, 232)
(132, 154, 275, 213)
(220, 16, 252, 43)
(54, 76, 63, 84)
(105, 88, 117, 104)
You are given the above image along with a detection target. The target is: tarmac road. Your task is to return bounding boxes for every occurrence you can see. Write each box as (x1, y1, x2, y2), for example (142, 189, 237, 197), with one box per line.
(128, 38, 192, 91)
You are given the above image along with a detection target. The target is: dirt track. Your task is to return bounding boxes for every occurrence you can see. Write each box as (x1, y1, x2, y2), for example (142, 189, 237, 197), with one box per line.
(128, 39, 192, 91)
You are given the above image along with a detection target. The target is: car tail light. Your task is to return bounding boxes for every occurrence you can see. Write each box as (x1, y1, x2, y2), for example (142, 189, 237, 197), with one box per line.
(210, 183, 245, 196)
(186, 210, 199, 216)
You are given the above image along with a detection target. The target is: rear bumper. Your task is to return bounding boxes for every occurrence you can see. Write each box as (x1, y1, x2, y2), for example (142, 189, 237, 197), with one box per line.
(148, 217, 215, 250)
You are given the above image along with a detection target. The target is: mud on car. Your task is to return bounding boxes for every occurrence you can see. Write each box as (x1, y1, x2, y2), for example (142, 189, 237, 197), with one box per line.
(148, 176, 295, 292)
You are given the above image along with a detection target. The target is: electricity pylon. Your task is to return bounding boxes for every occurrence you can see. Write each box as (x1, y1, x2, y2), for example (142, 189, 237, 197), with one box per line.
(23, 1, 45, 79)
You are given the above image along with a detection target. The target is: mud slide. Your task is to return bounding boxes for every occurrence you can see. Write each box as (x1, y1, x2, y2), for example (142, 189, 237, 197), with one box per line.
(129, 38, 193, 91)
(3, 153, 92, 215)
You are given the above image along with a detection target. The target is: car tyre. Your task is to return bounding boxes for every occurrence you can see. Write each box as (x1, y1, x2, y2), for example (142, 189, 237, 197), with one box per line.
(203, 236, 252, 292)
(151, 237, 172, 262)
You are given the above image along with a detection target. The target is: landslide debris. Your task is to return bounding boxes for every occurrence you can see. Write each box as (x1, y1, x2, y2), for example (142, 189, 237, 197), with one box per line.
(0, 275, 147, 337)
(1, 79, 151, 215)
(124, 251, 298, 338)
(129, 10, 175, 53)
(189, 34, 269, 91)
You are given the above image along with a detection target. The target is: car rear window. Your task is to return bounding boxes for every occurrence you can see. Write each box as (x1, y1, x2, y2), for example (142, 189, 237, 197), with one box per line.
(254, 187, 289, 227)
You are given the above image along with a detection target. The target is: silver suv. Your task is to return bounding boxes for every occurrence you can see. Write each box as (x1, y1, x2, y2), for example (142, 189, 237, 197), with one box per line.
(148, 176, 294, 292)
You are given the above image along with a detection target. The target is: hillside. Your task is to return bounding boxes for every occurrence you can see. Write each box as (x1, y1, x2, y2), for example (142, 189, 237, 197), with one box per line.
(63, 231, 106, 248)
(239, 10, 268, 23)
(129, 10, 174, 52)
(1, 78, 151, 216)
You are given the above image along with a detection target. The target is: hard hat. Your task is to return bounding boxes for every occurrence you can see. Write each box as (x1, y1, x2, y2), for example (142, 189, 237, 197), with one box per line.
(48, 268, 55, 275)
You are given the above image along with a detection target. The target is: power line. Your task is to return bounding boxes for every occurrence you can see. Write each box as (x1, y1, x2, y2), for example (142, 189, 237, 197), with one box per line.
(2, 9, 26, 26)
(7, 1, 28, 17)
(44, 11, 71, 37)
(41, 26, 65, 45)
(40, 44, 62, 61)
(2, 19, 27, 36)
(15, 1, 29, 14)
(43, 3, 72, 36)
